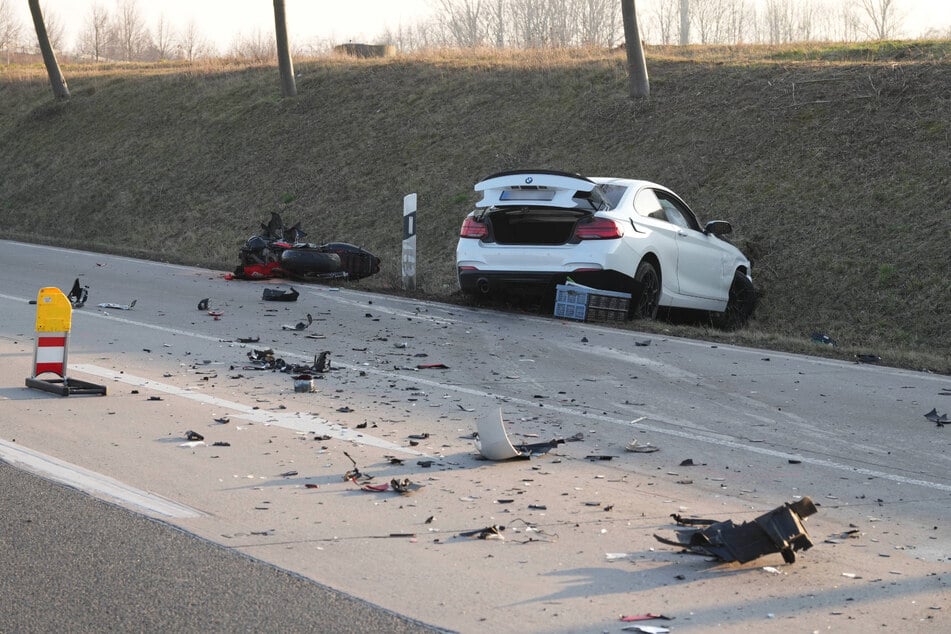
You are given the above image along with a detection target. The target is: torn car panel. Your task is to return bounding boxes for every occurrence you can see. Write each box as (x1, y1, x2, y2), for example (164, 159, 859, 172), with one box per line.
(655, 497, 818, 564)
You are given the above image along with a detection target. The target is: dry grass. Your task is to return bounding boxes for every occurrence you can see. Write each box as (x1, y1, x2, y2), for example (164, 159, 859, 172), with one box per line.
(1, 41, 949, 373)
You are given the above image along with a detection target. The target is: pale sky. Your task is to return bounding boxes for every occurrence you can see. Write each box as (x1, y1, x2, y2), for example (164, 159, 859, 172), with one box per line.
(16, 0, 951, 51)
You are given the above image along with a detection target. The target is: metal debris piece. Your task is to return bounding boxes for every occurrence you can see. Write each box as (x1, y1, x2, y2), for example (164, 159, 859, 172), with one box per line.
(654, 497, 818, 564)
(212, 441, 230, 447)
(263, 287, 299, 302)
(197, 298, 210, 311)
(185, 430, 204, 441)
(236, 336, 260, 344)
(280, 470, 299, 477)
(98, 299, 137, 310)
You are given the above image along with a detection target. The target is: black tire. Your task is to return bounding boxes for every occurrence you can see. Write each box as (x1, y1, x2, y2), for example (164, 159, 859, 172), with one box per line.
(320, 243, 381, 281)
(280, 249, 342, 274)
(633, 261, 661, 320)
(716, 270, 756, 330)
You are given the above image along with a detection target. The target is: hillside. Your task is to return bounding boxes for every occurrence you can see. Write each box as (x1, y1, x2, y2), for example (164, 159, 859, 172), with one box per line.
(1, 44, 949, 372)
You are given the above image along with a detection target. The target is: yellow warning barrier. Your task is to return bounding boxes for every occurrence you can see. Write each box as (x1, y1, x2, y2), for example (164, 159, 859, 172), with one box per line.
(26, 286, 106, 396)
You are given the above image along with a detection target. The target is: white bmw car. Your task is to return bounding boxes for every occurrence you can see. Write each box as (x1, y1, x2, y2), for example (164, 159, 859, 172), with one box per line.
(456, 170, 756, 328)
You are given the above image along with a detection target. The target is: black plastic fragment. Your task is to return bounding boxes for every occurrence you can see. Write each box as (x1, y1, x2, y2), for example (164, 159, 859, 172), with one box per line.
(185, 430, 204, 441)
(656, 497, 818, 564)
(263, 287, 299, 302)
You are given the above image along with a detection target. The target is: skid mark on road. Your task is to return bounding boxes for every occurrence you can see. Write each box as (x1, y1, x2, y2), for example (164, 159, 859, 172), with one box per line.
(0, 439, 204, 519)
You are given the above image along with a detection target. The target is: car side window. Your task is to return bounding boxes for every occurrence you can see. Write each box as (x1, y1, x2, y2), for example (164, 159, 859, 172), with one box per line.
(633, 188, 665, 219)
(655, 190, 702, 232)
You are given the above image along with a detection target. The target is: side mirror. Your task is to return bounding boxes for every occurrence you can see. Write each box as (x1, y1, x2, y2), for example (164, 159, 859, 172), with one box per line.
(704, 220, 733, 236)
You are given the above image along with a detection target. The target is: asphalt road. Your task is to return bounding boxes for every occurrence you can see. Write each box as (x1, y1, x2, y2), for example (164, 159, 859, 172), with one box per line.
(1, 239, 949, 632)
(0, 462, 441, 634)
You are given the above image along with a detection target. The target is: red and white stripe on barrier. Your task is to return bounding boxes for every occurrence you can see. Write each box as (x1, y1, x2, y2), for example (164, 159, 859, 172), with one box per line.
(33, 331, 69, 378)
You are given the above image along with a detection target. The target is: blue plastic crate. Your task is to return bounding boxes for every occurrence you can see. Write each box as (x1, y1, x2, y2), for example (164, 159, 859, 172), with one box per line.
(554, 283, 630, 322)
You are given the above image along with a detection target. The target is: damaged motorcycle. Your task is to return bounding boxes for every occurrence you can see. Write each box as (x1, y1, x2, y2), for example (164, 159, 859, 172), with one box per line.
(231, 212, 381, 282)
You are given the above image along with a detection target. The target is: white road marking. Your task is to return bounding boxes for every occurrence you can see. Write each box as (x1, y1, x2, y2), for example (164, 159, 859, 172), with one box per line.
(71, 364, 423, 456)
(6, 285, 950, 493)
(0, 438, 204, 519)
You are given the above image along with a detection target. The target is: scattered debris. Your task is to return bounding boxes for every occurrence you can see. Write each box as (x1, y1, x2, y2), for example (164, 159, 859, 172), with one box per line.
(67, 278, 89, 308)
(654, 497, 818, 564)
(620, 614, 674, 623)
(417, 363, 449, 369)
(185, 430, 204, 441)
(459, 525, 505, 540)
(293, 374, 316, 393)
(342, 451, 371, 483)
(197, 298, 210, 311)
(212, 441, 230, 447)
(98, 299, 137, 310)
(262, 287, 299, 302)
(280, 470, 299, 477)
(855, 353, 881, 364)
(236, 336, 260, 344)
(282, 314, 313, 330)
(924, 408, 948, 426)
(635, 339, 651, 347)
(625, 439, 659, 453)
(622, 625, 669, 634)
(585, 455, 614, 461)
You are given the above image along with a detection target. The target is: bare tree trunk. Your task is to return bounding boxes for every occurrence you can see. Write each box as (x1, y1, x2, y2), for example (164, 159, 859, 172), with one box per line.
(273, 0, 297, 97)
(28, 0, 68, 100)
(679, 0, 690, 45)
(621, 0, 649, 99)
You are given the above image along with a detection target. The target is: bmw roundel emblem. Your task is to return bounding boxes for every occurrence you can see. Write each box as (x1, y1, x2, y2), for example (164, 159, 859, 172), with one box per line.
(525, 177, 533, 184)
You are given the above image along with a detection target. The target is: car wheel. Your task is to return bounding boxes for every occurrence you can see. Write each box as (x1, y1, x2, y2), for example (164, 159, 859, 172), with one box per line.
(633, 261, 660, 320)
(716, 270, 756, 330)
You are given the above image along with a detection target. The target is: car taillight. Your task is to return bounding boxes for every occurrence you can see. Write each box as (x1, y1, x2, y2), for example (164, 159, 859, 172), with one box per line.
(459, 216, 488, 239)
(574, 217, 622, 240)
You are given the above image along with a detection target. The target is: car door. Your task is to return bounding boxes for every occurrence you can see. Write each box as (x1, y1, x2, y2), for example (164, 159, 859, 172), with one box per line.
(654, 191, 731, 300)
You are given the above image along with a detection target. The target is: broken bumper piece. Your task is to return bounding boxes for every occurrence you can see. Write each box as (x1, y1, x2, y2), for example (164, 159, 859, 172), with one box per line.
(654, 497, 818, 564)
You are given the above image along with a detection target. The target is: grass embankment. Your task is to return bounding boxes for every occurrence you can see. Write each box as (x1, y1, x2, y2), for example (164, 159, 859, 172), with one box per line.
(1, 43, 948, 372)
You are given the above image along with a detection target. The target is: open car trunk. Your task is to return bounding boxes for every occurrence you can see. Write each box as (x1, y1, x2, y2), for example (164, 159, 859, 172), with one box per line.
(486, 207, 589, 245)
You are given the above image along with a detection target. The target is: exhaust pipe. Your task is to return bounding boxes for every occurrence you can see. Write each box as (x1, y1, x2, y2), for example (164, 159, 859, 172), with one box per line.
(476, 278, 491, 294)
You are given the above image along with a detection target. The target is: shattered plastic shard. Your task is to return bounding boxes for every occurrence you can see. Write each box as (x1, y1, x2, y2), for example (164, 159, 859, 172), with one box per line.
(924, 408, 948, 426)
(475, 408, 531, 460)
(197, 298, 209, 311)
(68, 278, 89, 308)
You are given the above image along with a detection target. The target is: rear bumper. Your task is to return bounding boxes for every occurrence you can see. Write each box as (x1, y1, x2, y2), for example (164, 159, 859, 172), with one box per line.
(457, 270, 566, 295)
(458, 268, 637, 296)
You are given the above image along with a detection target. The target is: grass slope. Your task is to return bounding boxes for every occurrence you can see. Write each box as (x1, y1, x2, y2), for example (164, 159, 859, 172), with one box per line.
(1, 44, 949, 372)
